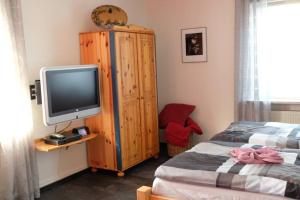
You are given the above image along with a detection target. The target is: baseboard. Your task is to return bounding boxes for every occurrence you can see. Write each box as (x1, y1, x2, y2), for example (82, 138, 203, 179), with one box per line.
(39, 164, 88, 188)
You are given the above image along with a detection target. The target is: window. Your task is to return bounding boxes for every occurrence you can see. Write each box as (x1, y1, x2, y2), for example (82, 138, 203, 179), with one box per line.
(258, 2, 300, 101)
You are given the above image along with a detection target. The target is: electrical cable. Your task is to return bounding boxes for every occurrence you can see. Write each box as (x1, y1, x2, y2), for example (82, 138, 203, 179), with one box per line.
(54, 124, 57, 133)
(54, 121, 73, 134)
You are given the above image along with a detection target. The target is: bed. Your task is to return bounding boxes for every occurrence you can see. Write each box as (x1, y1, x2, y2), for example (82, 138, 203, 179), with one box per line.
(137, 122, 300, 200)
(211, 121, 300, 149)
(137, 182, 292, 200)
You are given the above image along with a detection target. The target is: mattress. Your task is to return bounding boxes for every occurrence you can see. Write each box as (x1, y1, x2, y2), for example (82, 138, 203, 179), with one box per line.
(152, 178, 292, 200)
(155, 141, 300, 199)
(211, 121, 300, 149)
(152, 121, 300, 199)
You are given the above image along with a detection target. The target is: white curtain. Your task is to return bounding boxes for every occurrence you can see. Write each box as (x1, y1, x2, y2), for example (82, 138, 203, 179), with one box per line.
(235, 0, 271, 122)
(0, 0, 40, 199)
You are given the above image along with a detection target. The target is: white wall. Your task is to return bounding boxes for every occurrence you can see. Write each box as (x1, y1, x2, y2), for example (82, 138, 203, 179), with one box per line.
(146, 0, 235, 141)
(21, 0, 149, 187)
(22, 0, 235, 187)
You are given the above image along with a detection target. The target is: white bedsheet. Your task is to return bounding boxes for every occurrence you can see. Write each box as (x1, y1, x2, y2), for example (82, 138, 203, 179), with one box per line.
(152, 178, 292, 200)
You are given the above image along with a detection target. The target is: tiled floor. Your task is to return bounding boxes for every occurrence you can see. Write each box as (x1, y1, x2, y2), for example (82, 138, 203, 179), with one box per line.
(39, 144, 169, 200)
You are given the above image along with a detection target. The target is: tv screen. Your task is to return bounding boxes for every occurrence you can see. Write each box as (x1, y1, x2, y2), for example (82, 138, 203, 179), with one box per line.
(40, 65, 101, 125)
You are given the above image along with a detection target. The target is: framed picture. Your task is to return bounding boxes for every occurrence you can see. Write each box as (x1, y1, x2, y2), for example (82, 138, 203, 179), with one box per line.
(181, 27, 207, 63)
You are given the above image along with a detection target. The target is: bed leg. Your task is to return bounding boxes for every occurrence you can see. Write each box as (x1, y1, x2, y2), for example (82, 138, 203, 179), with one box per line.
(137, 186, 152, 200)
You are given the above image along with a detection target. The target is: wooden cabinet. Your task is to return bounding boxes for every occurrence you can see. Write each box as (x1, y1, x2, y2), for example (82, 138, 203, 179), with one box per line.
(137, 34, 159, 160)
(80, 31, 117, 171)
(79, 25, 159, 175)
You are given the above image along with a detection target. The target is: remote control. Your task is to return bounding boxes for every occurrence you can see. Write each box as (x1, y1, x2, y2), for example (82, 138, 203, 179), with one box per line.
(49, 133, 65, 140)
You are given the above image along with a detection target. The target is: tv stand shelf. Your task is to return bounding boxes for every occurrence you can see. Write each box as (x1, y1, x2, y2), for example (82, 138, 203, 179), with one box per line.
(35, 133, 98, 152)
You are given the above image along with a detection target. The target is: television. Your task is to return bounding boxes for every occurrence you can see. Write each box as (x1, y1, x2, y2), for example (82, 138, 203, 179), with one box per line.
(40, 65, 101, 126)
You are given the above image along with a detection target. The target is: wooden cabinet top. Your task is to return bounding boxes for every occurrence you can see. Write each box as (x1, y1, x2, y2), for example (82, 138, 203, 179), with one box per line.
(80, 24, 154, 35)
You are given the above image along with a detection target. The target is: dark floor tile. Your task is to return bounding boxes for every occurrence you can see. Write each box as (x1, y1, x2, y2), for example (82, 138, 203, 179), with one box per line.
(39, 144, 169, 200)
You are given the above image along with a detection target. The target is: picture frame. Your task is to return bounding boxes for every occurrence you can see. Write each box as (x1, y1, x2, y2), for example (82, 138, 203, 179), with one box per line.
(181, 27, 207, 63)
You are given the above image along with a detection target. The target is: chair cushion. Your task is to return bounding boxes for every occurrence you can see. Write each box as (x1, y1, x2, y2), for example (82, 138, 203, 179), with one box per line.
(186, 117, 203, 135)
(164, 122, 192, 147)
(159, 103, 195, 128)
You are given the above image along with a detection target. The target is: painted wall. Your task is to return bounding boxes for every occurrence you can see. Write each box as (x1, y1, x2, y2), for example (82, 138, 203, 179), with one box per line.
(21, 0, 235, 187)
(21, 0, 149, 187)
(146, 0, 235, 141)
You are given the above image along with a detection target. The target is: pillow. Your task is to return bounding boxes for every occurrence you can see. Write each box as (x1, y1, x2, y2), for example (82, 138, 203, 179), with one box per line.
(186, 117, 203, 135)
(159, 103, 195, 128)
(164, 122, 192, 147)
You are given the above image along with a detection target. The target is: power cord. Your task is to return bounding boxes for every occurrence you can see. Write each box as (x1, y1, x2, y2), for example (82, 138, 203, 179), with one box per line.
(54, 121, 73, 134)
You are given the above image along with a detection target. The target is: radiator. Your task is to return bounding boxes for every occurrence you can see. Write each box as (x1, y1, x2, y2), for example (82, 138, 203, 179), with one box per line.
(271, 111, 300, 124)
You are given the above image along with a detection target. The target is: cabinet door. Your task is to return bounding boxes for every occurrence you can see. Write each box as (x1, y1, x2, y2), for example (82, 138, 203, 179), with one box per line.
(114, 32, 143, 170)
(80, 32, 117, 170)
(137, 34, 159, 159)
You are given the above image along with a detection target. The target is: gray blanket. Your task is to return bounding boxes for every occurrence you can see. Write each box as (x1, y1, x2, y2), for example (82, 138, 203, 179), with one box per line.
(155, 141, 300, 199)
(211, 121, 300, 149)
